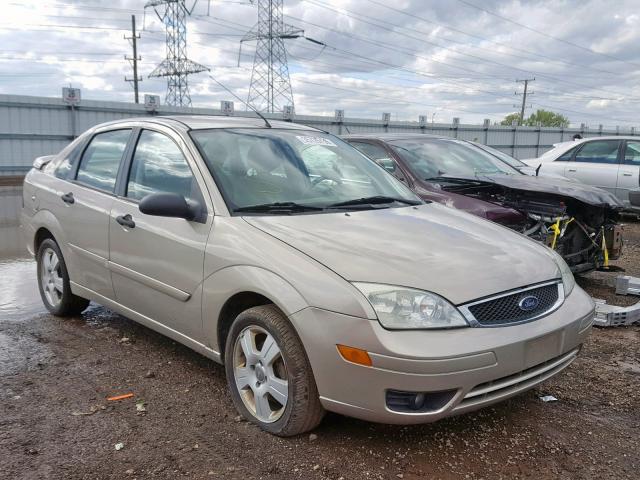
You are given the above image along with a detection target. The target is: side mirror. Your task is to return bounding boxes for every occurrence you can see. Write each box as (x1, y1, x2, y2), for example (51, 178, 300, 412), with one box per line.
(139, 193, 197, 221)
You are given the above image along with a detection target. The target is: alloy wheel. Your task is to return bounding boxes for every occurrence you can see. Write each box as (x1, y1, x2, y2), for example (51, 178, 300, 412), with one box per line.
(40, 247, 63, 308)
(232, 325, 289, 423)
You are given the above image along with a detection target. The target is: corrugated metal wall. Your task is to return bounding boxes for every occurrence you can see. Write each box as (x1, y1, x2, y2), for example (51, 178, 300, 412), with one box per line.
(1, 93, 637, 175)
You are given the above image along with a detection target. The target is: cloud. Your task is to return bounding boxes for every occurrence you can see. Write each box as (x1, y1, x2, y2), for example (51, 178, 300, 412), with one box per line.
(0, 0, 638, 127)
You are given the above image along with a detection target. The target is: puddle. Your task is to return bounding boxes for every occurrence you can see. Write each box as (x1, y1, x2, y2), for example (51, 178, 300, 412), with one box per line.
(1, 187, 43, 322)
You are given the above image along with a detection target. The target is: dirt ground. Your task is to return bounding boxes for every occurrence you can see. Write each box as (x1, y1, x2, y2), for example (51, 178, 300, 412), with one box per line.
(1, 186, 639, 479)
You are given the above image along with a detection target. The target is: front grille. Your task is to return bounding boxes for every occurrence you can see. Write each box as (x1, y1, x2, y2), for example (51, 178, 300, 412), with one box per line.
(465, 283, 560, 326)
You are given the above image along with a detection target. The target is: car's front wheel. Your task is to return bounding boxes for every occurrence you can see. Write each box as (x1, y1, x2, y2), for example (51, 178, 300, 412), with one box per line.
(224, 305, 324, 436)
(37, 238, 90, 316)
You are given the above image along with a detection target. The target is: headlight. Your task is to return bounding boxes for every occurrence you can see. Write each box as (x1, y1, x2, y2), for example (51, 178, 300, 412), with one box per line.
(353, 283, 468, 329)
(548, 249, 575, 296)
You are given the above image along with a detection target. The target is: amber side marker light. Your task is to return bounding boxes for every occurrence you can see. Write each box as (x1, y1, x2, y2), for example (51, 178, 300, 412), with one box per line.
(337, 344, 373, 367)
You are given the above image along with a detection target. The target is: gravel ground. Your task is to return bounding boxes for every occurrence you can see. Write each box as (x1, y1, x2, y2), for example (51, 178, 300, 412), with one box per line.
(1, 187, 638, 479)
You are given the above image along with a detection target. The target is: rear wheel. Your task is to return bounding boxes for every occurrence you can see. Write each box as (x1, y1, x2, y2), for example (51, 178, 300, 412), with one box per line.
(224, 305, 324, 436)
(37, 238, 90, 316)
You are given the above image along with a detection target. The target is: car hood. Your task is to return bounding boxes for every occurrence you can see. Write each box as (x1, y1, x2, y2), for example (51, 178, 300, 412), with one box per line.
(243, 203, 561, 305)
(452, 174, 622, 208)
(516, 165, 579, 182)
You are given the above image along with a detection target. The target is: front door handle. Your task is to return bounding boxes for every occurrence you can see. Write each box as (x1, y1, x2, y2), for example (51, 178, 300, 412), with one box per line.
(567, 168, 577, 172)
(116, 214, 135, 229)
(622, 172, 633, 177)
(60, 192, 75, 204)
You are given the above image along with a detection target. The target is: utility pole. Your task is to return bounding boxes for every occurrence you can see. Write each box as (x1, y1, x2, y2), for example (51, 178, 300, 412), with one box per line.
(516, 78, 535, 126)
(125, 15, 142, 103)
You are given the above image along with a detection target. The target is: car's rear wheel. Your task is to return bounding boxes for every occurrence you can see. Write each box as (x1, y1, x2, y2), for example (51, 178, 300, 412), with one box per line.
(37, 238, 90, 316)
(224, 305, 324, 436)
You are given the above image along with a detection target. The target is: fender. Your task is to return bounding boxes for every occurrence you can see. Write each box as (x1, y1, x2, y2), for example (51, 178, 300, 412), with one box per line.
(27, 208, 70, 257)
(202, 265, 309, 353)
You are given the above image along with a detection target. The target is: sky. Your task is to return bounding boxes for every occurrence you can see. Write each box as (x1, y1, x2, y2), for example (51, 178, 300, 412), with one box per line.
(1, 0, 639, 127)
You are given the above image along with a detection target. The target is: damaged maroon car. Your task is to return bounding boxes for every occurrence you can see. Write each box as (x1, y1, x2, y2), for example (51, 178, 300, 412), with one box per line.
(345, 134, 623, 273)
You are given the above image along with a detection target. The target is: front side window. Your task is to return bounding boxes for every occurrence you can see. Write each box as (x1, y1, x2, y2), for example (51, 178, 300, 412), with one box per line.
(190, 129, 418, 213)
(389, 138, 520, 181)
(574, 140, 620, 164)
(76, 129, 131, 192)
(127, 130, 201, 202)
(350, 141, 401, 176)
(555, 146, 578, 162)
(623, 141, 640, 166)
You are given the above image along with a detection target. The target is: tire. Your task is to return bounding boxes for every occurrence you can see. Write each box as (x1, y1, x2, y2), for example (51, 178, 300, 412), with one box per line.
(36, 238, 90, 316)
(224, 305, 325, 436)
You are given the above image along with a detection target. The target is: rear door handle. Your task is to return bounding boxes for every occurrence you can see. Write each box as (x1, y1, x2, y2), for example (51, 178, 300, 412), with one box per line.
(116, 214, 135, 229)
(567, 168, 577, 172)
(622, 172, 633, 176)
(60, 192, 75, 204)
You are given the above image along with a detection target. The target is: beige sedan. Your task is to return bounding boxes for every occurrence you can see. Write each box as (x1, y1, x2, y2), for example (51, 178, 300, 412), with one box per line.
(21, 116, 595, 436)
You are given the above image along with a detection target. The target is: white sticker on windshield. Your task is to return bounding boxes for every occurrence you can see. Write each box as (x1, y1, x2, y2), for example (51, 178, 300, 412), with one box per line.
(296, 136, 336, 147)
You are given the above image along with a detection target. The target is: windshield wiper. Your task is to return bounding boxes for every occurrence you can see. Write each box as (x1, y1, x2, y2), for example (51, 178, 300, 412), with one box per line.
(234, 202, 325, 214)
(425, 176, 482, 183)
(328, 195, 422, 208)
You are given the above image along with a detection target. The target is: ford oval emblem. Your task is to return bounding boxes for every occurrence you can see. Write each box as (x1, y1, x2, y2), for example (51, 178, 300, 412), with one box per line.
(519, 295, 539, 311)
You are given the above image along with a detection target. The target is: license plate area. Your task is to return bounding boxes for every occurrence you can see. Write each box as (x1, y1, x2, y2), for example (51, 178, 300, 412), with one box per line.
(524, 330, 563, 369)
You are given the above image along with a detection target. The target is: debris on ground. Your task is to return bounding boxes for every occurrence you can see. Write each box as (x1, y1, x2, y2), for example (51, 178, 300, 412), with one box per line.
(615, 275, 640, 296)
(593, 298, 640, 327)
(118, 337, 132, 344)
(144, 370, 155, 379)
(309, 433, 318, 441)
(136, 399, 147, 415)
(539, 395, 558, 402)
(106, 393, 134, 402)
(114, 443, 124, 451)
(71, 405, 105, 416)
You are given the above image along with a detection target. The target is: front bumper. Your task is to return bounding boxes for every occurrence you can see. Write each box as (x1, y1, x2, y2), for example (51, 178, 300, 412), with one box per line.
(289, 285, 594, 424)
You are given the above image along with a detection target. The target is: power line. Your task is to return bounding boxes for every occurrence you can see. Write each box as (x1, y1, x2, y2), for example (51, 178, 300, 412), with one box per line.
(456, 0, 640, 69)
(304, 0, 623, 80)
(284, 10, 640, 102)
(362, 0, 627, 78)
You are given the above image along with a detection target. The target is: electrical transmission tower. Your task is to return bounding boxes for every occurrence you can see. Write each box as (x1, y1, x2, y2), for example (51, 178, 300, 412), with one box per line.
(240, 0, 303, 113)
(145, 0, 209, 107)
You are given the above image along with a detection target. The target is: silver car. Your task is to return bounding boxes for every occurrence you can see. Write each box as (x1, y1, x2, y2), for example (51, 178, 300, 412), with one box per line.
(21, 116, 595, 436)
(523, 137, 640, 212)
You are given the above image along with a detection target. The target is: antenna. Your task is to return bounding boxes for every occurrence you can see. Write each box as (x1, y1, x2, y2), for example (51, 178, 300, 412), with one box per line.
(208, 74, 272, 128)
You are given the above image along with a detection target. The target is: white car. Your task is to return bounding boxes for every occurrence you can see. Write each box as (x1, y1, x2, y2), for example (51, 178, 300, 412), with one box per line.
(523, 137, 640, 212)
(471, 142, 576, 181)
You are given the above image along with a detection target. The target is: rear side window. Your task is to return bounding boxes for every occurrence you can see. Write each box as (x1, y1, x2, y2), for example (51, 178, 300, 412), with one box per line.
(126, 130, 201, 202)
(350, 141, 400, 175)
(623, 141, 640, 166)
(574, 140, 620, 164)
(76, 130, 131, 192)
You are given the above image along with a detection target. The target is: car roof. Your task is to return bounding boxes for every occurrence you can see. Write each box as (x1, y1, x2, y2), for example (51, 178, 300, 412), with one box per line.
(93, 115, 322, 132)
(342, 133, 451, 141)
(534, 136, 639, 162)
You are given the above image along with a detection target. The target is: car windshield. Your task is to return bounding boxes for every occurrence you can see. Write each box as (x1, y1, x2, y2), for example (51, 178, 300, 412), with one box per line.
(470, 142, 527, 169)
(389, 138, 521, 180)
(190, 129, 419, 213)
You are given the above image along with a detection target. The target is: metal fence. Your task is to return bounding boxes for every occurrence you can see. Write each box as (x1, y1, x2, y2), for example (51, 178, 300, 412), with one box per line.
(1, 93, 638, 176)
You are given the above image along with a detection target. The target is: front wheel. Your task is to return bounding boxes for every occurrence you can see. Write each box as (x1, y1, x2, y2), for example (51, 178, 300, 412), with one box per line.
(37, 238, 90, 316)
(224, 305, 325, 436)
